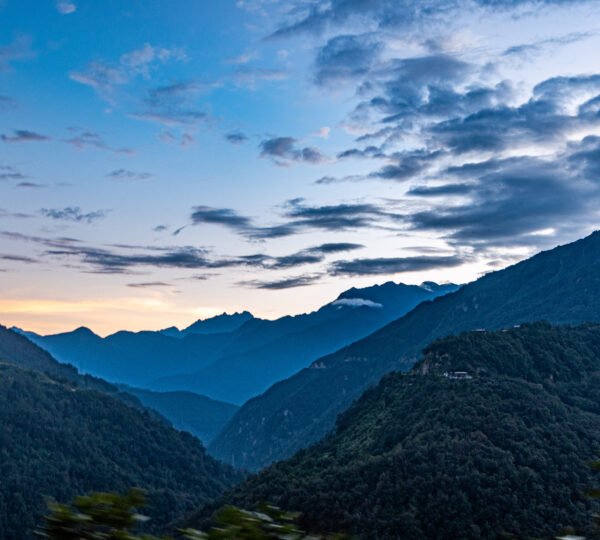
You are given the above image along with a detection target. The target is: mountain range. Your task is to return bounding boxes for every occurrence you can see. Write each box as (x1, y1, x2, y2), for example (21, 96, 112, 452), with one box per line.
(0, 324, 241, 539)
(19, 281, 458, 405)
(209, 231, 600, 470)
(192, 322, 600, 539)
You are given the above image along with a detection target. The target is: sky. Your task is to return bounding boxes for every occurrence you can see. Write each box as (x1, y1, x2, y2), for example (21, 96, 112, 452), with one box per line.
(2, 0, 600, 335)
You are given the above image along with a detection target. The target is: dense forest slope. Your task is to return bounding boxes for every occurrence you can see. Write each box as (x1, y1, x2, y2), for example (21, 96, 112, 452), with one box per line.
(210, 231, 600, 470)
(0, 326, 242, 539)
(121, 385, 239, 444)
(22, 282, 456, 404)
(196, 323, 600, 539)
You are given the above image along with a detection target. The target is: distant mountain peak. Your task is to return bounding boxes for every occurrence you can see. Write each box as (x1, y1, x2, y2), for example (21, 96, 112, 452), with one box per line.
(72, 326, 95, 335)
(183, 310, 255, 336)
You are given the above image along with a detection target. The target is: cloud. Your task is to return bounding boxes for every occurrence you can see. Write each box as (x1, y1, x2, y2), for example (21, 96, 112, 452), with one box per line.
(259, 136, 326, 165)
(0, 165, 28, 181)
(0, 35, 34, 71)
(40, 207, 109, 224)
(70, 44, 187, 103)
(56, 1, 76, 14)
(190, 206, 253, 231)
(225, 131, 250, 144)
(332, 297, 383, 308)
(0, 254, 38, 264)
(1, 130, 49, 143)
(0, 95, 17, 110)
(233, 67, 288, 87)
(268, 0, 585, 39)
(127, 281, 171, 288)
(131, 81, 210, 127)
(187, 199, 398, 239)
(64, 129, 133, 154)
(407, 183, 474, 197)
(330, 254, 466, 276)
(406, 150, 597, 248)
(107, 169, 152, 181)
(16, 182, 47, 189)
(314, 34, 382, 86)
(240, 274, 321, 289)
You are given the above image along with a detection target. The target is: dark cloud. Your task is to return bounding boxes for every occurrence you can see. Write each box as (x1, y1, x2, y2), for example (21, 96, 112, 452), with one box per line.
(281, 199, 395, 232)
(1, 130, 49, 143)
(190, 206, 253, 232)
(259, 136, 326, 165)
(225, 131, 250, 144)
(0, 254, 39, 264)
(408, 153, 594, 247)
(127, 281, 171, 288)
(330, 254, 466, 276)
(337, 146, 386, 160)
(40, 207, 109, 224)
(407, 183, 474, 197)
(240, 274, 321, 290)
(314, 34, 382, 86)
(107, 169, 152, 181)
(187, 199, 398, 239)
(368, 149, 443, 182)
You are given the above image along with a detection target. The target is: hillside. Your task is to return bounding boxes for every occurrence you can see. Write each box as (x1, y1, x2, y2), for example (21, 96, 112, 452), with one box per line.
(22, 281, 457, 404)
(209, 231, 600, 470)
(120, 386, 239, 444)
(194, 323, 600, 539)
(0, 327, 242, 539)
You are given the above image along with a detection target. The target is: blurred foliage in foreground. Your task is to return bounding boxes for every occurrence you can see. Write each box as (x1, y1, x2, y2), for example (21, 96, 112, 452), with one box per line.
(35, 489, 341, 539)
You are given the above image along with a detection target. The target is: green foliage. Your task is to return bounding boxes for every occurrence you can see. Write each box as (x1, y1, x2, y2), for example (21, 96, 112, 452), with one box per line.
(35, 489, 154, 540)
(36, 491, 336, 540)
(0, 328, 243, 540)
(198, 323, 600, 539)
(211, 231, 600, 471)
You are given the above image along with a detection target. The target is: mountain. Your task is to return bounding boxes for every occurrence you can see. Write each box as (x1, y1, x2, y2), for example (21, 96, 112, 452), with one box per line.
(21, 281, 457, 404)
(18, 326, 234, 388)
(193, 323, 600, 539)
(181, 311, 255, 336)
(151, 282, 458, 403)
(0, 325, 242, 539)
(209, 231, 600, 470)
(119, 386, 239, 444)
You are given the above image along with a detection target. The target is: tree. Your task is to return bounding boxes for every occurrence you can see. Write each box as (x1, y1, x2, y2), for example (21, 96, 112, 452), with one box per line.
(35, 490, 341, 540)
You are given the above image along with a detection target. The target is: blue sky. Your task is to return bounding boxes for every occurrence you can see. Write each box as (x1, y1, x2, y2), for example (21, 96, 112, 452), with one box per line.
(2, 0, 600, 334)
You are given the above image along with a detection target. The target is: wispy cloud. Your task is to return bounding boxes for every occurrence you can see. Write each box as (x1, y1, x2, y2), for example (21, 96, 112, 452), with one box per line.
(70, 43, 187, 103)
(56, 1, 76, 14)
(0, 35, 35, 71)
(39, 207, 109, 224)
(107, 169, 152, 181)
(1, 129, 49, 143)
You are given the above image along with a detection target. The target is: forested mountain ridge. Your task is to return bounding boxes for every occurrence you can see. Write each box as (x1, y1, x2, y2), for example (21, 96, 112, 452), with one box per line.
(210, 230, 600, 470)
(0, 326, 242, 540)
(193, 323, 600, 540)
(21, 281, 457, 404)
(120, 385, 239, 444)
